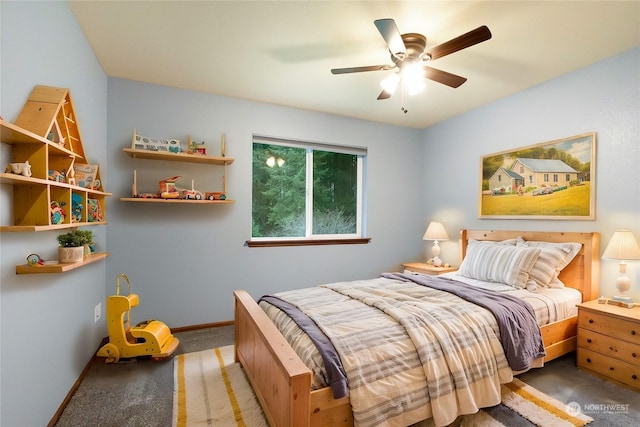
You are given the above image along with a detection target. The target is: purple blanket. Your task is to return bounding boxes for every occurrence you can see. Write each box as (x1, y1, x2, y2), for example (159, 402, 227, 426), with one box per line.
(382, 272, 546, 371)
(259, 295, 349, 399)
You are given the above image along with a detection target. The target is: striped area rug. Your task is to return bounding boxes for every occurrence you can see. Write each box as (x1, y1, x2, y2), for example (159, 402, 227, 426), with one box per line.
(172, 345, 267, 427)
(173, 345, 592, 427)
(415, 377, 593, 427)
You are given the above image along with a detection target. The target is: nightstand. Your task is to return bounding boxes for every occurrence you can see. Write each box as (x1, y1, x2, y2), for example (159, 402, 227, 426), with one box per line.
(402, 262, 457, 276)
(576, 299, 640, 391)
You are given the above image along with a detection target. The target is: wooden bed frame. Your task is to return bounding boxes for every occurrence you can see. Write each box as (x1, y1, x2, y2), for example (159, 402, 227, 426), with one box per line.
(234, 230, 600, 427)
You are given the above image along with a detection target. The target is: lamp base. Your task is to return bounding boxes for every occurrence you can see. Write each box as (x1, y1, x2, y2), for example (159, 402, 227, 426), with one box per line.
(612, 295, 634, 303)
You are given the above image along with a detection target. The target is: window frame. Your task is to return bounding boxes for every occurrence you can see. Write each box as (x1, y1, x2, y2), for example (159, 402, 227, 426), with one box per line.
(247, 135, 369, 247)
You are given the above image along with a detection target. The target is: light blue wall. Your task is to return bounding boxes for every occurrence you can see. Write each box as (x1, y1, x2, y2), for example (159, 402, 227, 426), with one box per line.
(106, 78, 425, 327)
(0, 2, 108, 425)
(422, 47, 640, 300)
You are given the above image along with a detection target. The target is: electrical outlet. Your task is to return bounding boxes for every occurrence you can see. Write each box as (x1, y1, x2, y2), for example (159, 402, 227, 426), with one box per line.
(94, 302, 101, 323)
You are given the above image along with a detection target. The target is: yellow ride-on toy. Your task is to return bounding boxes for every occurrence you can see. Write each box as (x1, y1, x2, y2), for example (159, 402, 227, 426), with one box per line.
(96, 274, 179, 363)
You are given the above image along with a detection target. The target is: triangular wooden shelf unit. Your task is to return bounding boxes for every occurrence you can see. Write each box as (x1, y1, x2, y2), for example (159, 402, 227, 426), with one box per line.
(1, 85, 111, 233)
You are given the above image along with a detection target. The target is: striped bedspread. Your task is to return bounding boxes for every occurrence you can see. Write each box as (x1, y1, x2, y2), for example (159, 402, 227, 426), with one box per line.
(262, 277, 515, 427)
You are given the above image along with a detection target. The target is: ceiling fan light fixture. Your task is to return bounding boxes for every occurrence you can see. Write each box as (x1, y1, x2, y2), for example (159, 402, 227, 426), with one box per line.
(331, 19, 491, 101)
(403, 62, 426, 96)
(381, 73, 401, 94)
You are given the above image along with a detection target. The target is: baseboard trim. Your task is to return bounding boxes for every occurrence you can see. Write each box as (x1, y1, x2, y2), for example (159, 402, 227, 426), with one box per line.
(171, 319, 234, 333)
(47, 322, 233, 426)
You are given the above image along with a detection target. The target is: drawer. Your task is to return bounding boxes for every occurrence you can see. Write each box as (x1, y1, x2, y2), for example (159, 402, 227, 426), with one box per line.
(578, 347, 640, 390)
(578, 328, 640, 366)
(578, 310, 640, 346)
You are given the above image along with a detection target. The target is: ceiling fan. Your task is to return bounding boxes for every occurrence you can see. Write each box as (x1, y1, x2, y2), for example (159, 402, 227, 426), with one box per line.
(331, 19, 492, 101)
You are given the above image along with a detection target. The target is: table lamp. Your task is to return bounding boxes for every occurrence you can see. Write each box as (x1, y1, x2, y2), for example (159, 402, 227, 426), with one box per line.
(423, 221, 449, 267)
(602, 229, 640, 303)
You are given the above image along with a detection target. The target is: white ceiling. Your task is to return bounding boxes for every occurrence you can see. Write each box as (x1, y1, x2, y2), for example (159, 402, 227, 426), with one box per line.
(67, 1, 640, 129)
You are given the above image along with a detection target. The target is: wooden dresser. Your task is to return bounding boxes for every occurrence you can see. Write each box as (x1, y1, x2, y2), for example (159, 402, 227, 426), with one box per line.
(576, 300, 640, 390)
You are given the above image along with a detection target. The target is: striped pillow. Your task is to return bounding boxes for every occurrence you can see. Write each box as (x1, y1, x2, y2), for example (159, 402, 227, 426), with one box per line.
(516, 238, 581, 288)
(459, 239, 541, 289)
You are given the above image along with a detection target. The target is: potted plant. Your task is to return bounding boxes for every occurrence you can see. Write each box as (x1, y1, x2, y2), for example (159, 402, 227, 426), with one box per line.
(57, 229, 94, 263)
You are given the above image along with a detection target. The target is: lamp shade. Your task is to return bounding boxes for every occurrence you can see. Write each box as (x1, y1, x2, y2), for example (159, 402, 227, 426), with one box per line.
(602, 230, 640, 260)
(423, 221, 449, 241)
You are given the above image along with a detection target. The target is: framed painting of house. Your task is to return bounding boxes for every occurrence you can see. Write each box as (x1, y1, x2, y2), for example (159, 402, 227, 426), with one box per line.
(479, 132, 596, 220)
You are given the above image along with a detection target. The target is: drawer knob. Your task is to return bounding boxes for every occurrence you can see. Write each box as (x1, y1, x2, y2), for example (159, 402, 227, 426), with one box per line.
(586, 358, 592, 363)
(589, 319, 594, 324)
(633, 375, 638, 380)
(610, 367, 615, 371)
(633, 353, 637, 358)
(587, 338, 592, 343)
(632, 330, 637, 336)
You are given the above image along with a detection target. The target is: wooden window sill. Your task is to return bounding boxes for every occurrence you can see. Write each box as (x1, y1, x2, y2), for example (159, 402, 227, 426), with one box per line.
(245, 238, 371, 248)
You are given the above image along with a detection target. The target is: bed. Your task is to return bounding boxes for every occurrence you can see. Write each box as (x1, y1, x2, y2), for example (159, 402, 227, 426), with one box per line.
(234, 229, 600, 427)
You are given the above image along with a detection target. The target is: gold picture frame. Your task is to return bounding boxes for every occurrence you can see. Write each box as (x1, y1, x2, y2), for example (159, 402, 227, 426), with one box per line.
(479, 132, 596, 220)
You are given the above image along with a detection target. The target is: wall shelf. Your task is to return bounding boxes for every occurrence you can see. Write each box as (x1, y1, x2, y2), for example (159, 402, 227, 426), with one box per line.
(119, 197, 234, 204)
(15, 252, 110, 274)
(1, 86, 112, 235)
(123, 148, 234, 165)
(123, 135, 233, 202)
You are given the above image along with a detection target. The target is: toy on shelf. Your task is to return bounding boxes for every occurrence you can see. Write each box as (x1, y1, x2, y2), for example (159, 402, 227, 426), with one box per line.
(48, 169, 66, 183)
(181, 179, 203, 200)
(73, 164, 100, 190)
(188, 135, 207, 155)
(159, 175, 182, 199)
(6, 161, 32, 177)
(88, 199, 104, 222)
(204, 191, 226, 200)
(26, 253, 44, 266)
(132, 129, 182, 153)
(50, 201, 66, 224)
(71, 194, 83, 222)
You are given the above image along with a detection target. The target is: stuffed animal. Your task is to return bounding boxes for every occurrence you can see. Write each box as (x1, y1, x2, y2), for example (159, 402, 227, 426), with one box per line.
(6, 161, 32, 177)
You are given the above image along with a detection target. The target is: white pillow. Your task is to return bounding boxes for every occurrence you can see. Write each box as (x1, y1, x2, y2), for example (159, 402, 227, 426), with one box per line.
(459, 239, 541, 289)
(516, 238, 581, 288)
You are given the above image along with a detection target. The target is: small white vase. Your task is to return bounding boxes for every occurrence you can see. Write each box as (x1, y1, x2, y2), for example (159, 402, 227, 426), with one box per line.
(58, 246, 85, 263)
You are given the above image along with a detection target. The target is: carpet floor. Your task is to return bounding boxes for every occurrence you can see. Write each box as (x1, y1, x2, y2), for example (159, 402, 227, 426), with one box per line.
(55, 325, 640, 426)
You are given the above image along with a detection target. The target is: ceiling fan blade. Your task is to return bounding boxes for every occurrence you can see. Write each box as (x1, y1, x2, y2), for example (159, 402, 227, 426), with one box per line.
(424, 66, 467, 88)
(377, 89, 393, 100)
(374, 18, 406, 57)
(427, 25, 492, 60)
(331, 64, 393, 75)
(377, 74, 400, 100)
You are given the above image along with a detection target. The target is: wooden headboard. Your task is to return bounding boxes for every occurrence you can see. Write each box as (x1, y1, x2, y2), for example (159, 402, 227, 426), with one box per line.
(459, 230, 600, 302)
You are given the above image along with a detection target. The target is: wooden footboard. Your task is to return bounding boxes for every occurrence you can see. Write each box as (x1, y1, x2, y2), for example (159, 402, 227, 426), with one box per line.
(234, 290, 312, 427)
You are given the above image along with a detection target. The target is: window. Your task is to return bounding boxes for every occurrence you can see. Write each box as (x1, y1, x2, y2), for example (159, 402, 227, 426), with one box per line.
(250, 135, 367, 246)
